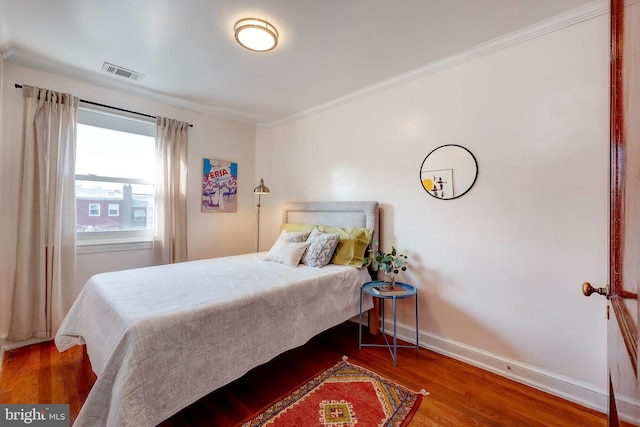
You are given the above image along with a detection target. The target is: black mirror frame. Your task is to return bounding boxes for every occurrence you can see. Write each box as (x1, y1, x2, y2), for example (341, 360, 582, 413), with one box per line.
(419, 144, 478, 200)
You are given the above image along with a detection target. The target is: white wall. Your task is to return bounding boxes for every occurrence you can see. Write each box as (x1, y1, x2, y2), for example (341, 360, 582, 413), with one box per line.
(0, 63, 256, 334)
(256, 16, 610, 409)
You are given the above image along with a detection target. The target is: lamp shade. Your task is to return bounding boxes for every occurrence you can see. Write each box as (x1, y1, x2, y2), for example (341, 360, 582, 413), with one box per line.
(234, 18, 278, 52)
(253, 178, 270, 194)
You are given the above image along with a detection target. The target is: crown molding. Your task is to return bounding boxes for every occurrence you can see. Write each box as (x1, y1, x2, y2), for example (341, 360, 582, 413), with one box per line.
(262, 0, 609, 128)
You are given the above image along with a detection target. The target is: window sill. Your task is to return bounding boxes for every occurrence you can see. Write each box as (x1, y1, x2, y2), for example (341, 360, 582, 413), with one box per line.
(77, 240, 153, 254)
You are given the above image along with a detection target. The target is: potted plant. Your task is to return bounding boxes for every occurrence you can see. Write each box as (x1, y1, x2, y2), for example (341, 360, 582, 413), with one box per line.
(363, 245, 408, 287)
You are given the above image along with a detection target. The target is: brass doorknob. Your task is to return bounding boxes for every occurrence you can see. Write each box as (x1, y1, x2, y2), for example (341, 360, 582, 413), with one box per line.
(582, 282, 609, 298)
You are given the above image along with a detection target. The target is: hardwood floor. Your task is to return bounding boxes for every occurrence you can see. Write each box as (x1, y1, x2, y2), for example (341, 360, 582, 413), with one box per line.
(0, 321, 606, 426)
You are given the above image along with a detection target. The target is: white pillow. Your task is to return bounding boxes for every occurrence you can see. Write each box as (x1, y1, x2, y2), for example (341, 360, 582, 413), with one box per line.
(264, 239, 310, 266)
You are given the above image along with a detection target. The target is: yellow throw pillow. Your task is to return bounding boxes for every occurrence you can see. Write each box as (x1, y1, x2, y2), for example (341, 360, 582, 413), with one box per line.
(279, 223, 317, 234)
(317, 225, 373, 267)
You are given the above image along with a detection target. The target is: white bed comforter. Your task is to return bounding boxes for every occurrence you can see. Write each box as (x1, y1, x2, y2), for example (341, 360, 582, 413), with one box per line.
(55, 253, 373, 427)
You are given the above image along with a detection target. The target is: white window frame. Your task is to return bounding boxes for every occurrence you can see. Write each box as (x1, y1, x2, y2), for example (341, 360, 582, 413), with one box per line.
(88, 203, 101, 216)
(133, 209, 146, 222)
(108, 203, 120, 216)
(76, 105, 156, 253)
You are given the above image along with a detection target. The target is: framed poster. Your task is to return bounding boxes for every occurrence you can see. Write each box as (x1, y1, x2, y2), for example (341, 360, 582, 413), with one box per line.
(421, 168, 453, 199)
(202, 158, 237, 212)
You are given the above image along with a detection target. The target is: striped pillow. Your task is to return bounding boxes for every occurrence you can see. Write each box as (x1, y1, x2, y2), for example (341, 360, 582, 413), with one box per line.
(302, 228, 340, 267)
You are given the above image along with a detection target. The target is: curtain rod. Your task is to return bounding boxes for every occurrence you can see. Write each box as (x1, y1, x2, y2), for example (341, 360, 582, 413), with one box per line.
(14, 84, 193, 128)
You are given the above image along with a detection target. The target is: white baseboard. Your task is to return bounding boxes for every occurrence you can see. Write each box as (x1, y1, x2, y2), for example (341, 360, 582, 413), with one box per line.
(0, 334, 52, 374)
(1, 337, 49, 352)
(618, 399, 640, 426)
(380, 319, 609, 414)
(0, 332, 6, 373)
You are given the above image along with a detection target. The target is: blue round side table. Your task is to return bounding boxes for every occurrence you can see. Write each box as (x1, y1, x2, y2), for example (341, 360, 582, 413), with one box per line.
(359, 281, 419, 366)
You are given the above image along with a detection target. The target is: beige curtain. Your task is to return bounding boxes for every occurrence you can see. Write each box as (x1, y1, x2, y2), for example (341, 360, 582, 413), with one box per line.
(8, 85, 79, 341)
(153, 117, 188, 265)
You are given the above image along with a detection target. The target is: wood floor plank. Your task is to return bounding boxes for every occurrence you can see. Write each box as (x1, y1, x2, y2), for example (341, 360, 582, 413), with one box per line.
(49, 343, 67, 405)
(0, 321, 606, 426)
(38, 343, 52, 404)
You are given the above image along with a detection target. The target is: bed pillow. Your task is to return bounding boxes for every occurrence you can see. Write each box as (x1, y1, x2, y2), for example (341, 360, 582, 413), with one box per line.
(278, 230, 311, 243)
(264, 239, 310, 267)
(279, 223, 317, 234)
(317, 225, 373, 267)
(301, 227, 340, 267)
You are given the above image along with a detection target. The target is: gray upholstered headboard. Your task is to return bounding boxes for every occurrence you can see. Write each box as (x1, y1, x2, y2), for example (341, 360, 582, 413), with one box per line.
(281, 201, 379, 258)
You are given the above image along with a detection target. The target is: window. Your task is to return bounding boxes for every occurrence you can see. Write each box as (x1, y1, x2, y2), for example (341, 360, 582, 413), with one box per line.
(76, 106, 156, 248)
(108, 204, 120, 216)
(88, 203, 101, 216)
(133, 209, 146, 222)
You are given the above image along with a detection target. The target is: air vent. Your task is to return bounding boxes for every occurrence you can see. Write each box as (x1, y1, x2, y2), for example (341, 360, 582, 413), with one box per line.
(101, 62, 145, 81)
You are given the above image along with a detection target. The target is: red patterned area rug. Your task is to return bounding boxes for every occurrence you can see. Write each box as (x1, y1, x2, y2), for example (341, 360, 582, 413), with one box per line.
(240, 357, 427, 427)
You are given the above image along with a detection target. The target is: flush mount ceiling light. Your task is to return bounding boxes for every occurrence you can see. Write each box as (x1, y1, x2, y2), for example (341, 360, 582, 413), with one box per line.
(234, 18, 278, 52)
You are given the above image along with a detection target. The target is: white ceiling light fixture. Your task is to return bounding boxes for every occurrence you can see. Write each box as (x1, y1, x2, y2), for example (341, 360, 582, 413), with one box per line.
(234, 18, 278, 52)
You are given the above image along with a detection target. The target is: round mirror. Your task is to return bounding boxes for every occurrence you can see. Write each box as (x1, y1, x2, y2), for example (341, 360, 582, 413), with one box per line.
(419, 144, 478, 200)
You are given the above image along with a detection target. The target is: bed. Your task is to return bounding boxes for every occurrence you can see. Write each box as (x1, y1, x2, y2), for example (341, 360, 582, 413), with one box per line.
(55, 201, 379, 427)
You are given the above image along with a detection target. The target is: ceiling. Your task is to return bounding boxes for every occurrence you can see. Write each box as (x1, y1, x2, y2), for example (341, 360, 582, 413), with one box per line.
(0, 0, 600, 125)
